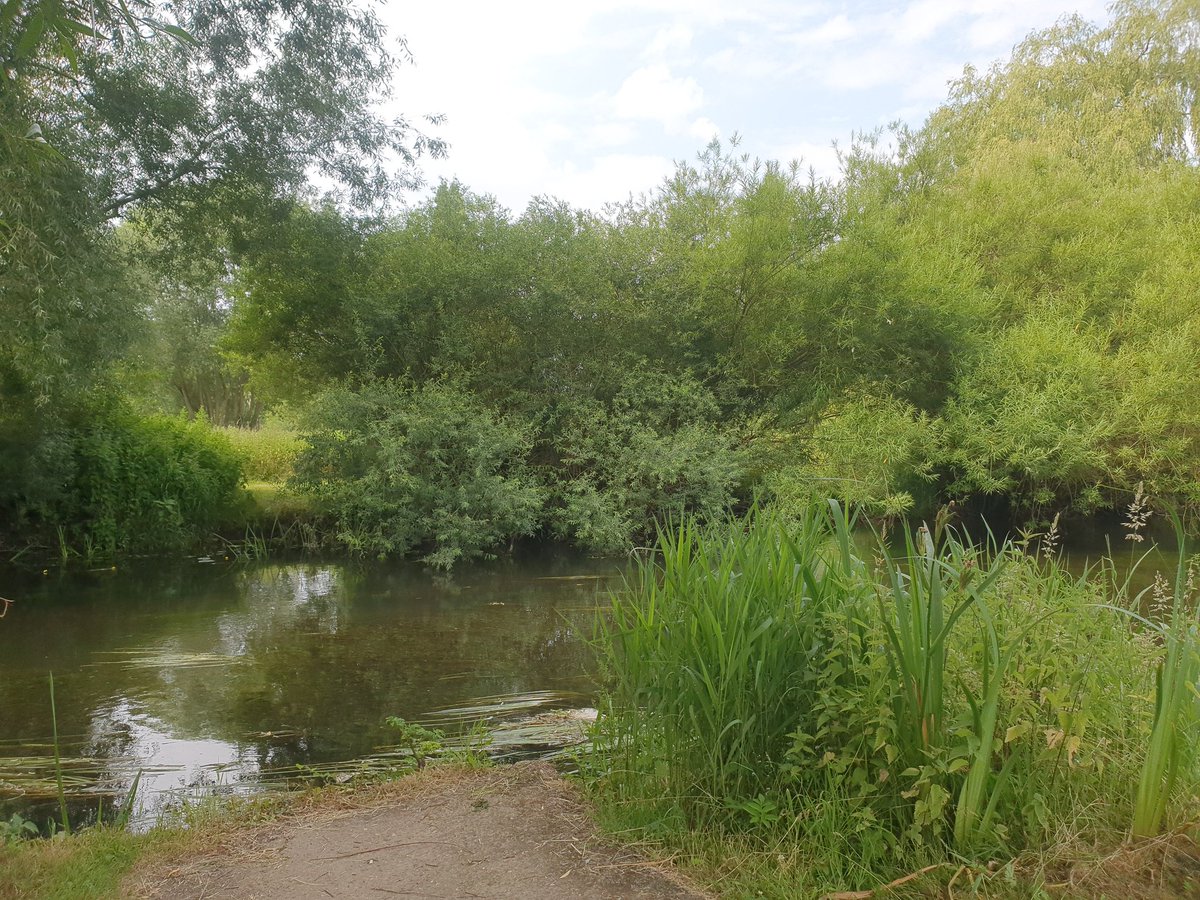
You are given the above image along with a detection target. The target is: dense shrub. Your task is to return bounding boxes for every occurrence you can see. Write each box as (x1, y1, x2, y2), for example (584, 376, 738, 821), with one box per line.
(767, 393, 940, 517)
(66, 407, 245, 553)
(293, 380, 543, 568)
(0, 399, 245, 556)
(546, 371, 745, 552)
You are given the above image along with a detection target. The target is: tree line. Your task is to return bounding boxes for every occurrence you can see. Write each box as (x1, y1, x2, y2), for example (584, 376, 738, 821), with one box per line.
(3, 0, 1198, 563)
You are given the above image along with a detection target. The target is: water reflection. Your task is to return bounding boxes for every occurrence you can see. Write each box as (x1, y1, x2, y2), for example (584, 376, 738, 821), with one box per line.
(0, 554, 614, 828)
(88, 697, 261, 820)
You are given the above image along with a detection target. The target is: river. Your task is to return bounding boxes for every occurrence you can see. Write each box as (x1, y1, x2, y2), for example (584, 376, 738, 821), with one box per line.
(0, 553, 619, 830)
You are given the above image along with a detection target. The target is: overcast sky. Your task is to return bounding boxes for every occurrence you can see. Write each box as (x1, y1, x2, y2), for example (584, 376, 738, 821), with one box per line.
(384, 0, 1112, 215)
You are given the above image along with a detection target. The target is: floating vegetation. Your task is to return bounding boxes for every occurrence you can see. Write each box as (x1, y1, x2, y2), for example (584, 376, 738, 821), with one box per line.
(88, 649, 245, 670)
(242, 728, 302, 741)
(419, 690, 591, 729)
(471, 708, 596, 761)
(0, 754, 126, 799)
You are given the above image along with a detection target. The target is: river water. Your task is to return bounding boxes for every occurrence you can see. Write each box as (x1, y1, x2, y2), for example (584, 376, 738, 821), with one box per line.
(0, 553, 620, 829)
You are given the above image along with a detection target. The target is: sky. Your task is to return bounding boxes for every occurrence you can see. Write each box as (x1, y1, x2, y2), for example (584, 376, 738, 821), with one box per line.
(384, 0, 1112, 215)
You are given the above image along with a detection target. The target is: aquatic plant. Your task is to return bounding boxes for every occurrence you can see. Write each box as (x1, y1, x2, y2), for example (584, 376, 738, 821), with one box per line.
(49, 672, 70, 834)
(1129, 513, 1198, 838)
(384, 717, 446, 770)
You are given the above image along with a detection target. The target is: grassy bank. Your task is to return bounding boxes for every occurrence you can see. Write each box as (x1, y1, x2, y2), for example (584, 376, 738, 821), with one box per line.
(585, 504, 1200, 897)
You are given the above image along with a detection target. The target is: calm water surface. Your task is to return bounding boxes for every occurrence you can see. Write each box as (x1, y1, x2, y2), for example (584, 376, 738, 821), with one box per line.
(0, 553, 620, 828)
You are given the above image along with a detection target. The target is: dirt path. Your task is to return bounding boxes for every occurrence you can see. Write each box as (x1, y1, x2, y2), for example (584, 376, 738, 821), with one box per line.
(130, 762, 708, 900)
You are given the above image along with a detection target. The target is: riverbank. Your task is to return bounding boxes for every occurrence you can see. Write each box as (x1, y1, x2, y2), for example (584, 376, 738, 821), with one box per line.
(584, 507, 1200, 898)
(1, 762, 707, 900)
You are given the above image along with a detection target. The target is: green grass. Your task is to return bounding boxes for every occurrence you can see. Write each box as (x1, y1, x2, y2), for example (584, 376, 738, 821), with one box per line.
(0, 827, 168, 900)
(585, 502, 1200, 897)
(219, 422, 306, 483)
(244, 480, 313, 520)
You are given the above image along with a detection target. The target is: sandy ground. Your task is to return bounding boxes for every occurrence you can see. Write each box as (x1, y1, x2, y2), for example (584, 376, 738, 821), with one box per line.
(129, 762, 708, 900)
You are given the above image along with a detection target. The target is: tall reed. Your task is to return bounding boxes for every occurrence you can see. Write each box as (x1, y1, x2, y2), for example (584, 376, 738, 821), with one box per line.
(875, 509, 1004, 762)
(49, 672, 71, 834)
(598, 505, 864, 810)
(1130, 512, 1198, 838)
(592, 502, 1199, 872)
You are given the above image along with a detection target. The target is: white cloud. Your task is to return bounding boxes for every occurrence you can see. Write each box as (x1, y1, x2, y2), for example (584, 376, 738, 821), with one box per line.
(644, 23, 694, 60)
(821, 46, 915, 91)
(613, 64, 705, 130)
(896, 0, 963, 43)
(587, 121, 638, 148)
(789, 13, 859, 46)
(377, 0, 1120, 213)
(689, 117, 722, 142)
(900, 60, 968, 103)
(545, 153, 676, 210)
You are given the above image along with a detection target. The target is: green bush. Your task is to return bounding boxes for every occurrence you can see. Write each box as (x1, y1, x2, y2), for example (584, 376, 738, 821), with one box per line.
(546, 371, 745, 553)
(0, 398, 247, 556)
(767, 393, 940, 518)
(219, 421, 306, 482)
(293, 380, 543, 568)
(63, 406, 245, 554)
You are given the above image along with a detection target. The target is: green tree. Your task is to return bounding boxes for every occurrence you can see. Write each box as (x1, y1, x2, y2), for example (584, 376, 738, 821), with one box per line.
(1, 0, 443, 549)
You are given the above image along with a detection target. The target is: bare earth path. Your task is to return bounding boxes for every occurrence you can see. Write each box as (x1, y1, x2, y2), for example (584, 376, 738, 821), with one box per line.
(130, 762, 708, 900)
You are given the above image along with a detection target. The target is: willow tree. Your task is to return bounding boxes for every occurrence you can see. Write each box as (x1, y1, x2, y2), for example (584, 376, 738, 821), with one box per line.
(911, 0, 1200, 514)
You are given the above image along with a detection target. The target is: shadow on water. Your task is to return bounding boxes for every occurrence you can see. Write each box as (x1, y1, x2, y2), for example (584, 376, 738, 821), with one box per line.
(0, 551, 622, 830)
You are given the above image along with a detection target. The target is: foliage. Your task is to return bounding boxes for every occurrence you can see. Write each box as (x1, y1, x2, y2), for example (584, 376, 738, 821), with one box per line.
(547, 371, 745, 553)
(66, 406, 244, 554)
(6, 0, 1200, 555)
(5, 0, 444, 217)
(293, 380, 543, 568)
(384, 717, 446, 771)
(0, 813, 39, 844)
(767, 394, 940, 517)
(220, 423, 305, 483)
(224, 202, 375, 404)
(588, 505, 1199, 893)
(1, 0, 443, 556)
(1129, 514, 1199, 838)
(0, 398, 245, 556)
(116, 220, 263, 427)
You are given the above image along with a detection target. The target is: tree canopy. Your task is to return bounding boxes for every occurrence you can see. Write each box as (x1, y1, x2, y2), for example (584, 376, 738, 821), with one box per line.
(3, 0, 1200, 559)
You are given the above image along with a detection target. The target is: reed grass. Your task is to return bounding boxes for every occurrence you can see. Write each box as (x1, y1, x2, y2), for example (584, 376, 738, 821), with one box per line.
(597, 505, 848, 813)
(1130, 512, 1198, 839)
(588, 502, 1200, 896)
(48, 673, 70, 835)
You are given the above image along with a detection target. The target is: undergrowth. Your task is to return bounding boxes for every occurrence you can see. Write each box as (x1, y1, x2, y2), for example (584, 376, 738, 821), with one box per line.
(585, 502, 1200, 897)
